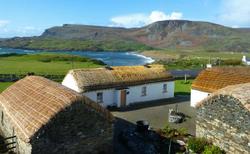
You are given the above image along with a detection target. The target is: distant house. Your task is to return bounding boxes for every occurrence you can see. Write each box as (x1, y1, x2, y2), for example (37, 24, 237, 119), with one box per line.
(242, 55, 250, 65)
(0, 76, 113, 154)
(196, 83, 250, 153)
(191, 67, 250, 107)
(62, 65, 175, 107)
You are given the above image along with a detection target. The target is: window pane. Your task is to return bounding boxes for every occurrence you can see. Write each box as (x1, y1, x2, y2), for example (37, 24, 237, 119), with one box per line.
(141, 86, 147, 96)
(97, 92, 103, 103)
(163, 84, 167, 93)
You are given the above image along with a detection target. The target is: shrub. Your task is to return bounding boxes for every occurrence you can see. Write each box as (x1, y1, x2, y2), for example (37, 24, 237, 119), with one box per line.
(39, 58, 52, 63)
(221, 59, 242, 66)
(203, 145, 225, 154)
(177, 127, 188, 136)
(162, 124, 173, 135)
(187, 137, 209, 153)
(161, 124, 176, 138)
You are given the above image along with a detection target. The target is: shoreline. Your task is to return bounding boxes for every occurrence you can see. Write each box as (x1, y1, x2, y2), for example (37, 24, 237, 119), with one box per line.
(0, 47, 145, 53)
(140, 51, 178, 61)
(0, 48, 156, 66)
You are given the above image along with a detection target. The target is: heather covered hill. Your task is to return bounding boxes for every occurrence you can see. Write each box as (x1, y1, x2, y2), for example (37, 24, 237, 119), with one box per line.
(1, 20, 250, 52)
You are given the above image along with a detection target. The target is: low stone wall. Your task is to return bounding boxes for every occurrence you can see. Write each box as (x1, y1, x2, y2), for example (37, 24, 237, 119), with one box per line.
(196, 95, 250, 153)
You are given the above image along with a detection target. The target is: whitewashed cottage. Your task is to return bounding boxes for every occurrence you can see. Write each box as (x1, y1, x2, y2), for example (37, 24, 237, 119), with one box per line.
(242, 55, 250, 65)
(62, 65, 175, 107)
(191, 67, 250, 107)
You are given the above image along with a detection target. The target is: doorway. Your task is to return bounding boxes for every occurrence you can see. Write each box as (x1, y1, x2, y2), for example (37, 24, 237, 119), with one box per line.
(120, 90, 127, 107)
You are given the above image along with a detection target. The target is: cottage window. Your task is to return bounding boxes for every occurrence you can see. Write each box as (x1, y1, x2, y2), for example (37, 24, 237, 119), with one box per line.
(97, 92, 103, 103)
(141, 86, 147, 96)
(163, 84, 167, 93)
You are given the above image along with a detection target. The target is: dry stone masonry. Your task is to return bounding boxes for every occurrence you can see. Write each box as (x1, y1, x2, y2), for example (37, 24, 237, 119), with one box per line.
(196, 83, 250, 154)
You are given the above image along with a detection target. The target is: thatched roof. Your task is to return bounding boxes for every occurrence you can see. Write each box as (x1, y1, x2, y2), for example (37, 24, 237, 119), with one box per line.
(0, 76, 113, 143)
(65, 65, 174, 92)
(192, 67, 250, 93)
(196, 83, 250, 111)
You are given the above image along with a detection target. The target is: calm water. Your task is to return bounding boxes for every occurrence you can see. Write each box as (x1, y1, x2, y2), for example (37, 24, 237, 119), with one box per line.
(0, 48, 154, 66)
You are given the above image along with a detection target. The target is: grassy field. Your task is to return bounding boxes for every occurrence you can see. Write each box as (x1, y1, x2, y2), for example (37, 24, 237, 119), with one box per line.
(143, 50, 250, 59)
(142, 50, 250, 69)
(0, 82, 13, 92)
(0, 53, 106, 93)
(174, 79, 193, 95)
(0, 53, 104, 75)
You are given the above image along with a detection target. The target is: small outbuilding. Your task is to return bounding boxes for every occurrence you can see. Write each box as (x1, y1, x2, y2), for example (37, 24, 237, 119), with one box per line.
(191, 67, 250, 107)
(196, 83, 250, 153)
(242, 55, 250, 65)
(0, 76, 113, 154)
(62, 65, 174, 107)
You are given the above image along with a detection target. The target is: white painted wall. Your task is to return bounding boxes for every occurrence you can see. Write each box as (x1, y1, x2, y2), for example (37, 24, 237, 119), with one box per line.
(62, 74, 82, 93)
(84, 89, 116, 107)
(84, 81, 174, 107)
(122, 81, 175, 106)
(62, 75, 175, 107)
(190, 89, 210, 107)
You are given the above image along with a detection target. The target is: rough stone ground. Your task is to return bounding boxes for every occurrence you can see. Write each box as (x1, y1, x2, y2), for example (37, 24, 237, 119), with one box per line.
(112, 96, 196, 135)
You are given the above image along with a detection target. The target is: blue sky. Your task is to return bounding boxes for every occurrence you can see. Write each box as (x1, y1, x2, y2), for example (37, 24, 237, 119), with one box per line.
(0, 0, 250, 37)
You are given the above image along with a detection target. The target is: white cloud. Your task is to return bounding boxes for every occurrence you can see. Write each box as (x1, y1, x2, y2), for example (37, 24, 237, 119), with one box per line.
(110, 13, 148, 27)
(0, 20, 10, 28)
(110, 11, 183, 28)
(219, 0, 250, 26)
(0, 25, 43, 38)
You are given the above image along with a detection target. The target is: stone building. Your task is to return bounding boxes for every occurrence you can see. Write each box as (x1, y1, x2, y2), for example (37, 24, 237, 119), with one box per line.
(191, 67, 250, 107)
(0, 76, 113, 154)
(62, 65, 175, 108)
(196, 83, 250, 153)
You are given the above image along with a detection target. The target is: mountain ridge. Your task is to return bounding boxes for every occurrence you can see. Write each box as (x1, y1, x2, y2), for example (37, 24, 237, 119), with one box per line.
(1, 20, 250, 52)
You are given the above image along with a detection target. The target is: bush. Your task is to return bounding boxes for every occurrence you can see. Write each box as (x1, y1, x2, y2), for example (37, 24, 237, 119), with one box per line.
(221, 59, 242, 66)
(187, 137, 209, 153)
(162, 124, 173, 135)
(177, 127, 188, 136)
(39, 58, 52, 63)
(160, 124, 176, 138)
(203, 145, 225, 154)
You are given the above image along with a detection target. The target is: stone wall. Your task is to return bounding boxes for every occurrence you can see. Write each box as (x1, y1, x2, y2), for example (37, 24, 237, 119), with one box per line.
(0, 104, 32, 154)
(196, 95, 250, 153)
(31, 101, 113, 154)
